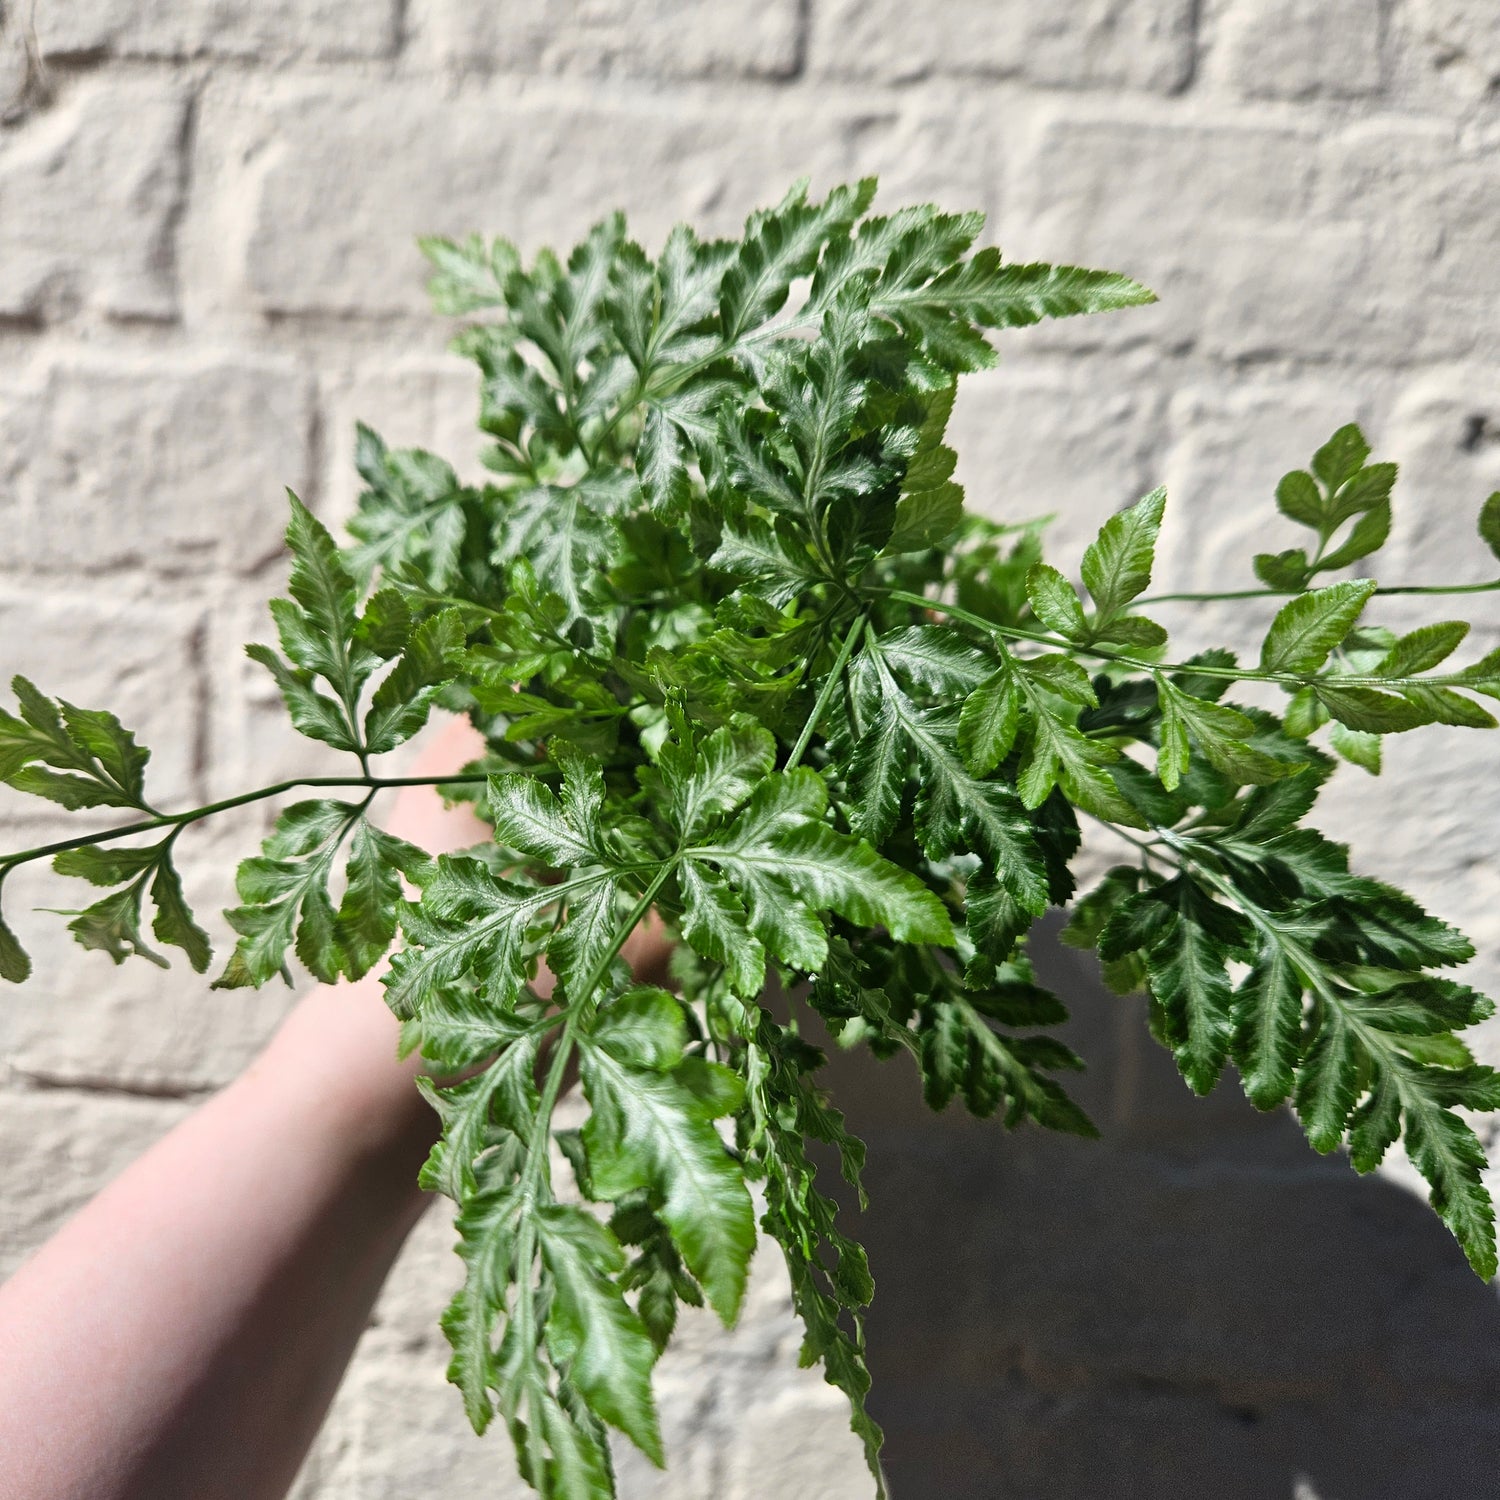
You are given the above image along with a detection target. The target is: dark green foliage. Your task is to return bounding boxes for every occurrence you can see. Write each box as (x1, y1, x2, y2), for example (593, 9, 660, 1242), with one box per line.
(1, 674, 153, 813)
(1257, 426, 1395, 590)
(0, 675, 207, 975)
(3, 180, 1500, 1496)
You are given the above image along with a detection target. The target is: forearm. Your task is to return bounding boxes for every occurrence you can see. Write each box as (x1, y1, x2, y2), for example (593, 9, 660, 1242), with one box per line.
(0, 975, 436, 1500)
(0, 719, 674, 1500)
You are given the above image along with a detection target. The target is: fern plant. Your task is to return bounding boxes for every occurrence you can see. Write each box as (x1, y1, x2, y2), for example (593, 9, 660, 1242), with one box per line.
(4, 178, 1500, 1498)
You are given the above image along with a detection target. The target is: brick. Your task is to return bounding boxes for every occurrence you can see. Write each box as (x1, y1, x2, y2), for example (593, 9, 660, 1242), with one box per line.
(1032, 113, 1318, 233)
(846, 1120, 1500, 1404)
(222, 81, 995, 317)
(196, 570, 355, 803)
(0, 375, 42, 532)
(948, 361, 1167, 565)
(1386, 150, 1499, 355)
(0, 79, 187, 322)
(409, 0, 801, 79)
(610, 1368, 724, 1499)
(815, 947, 1500, 1494)
(1204, 0, 1384, 100)
(1016, 116, 1498, 364)
(1151, 373, 1500, 1037)
(0, 26, 30, 113)
(1314, 122, 1500, 362)
(0, 587, 295, 1091)
(1015, 119, 1321, 356)
(1198, 221, 1393, 364)
(1, 356, 311, 578)
(841, 106, 999, 224)
(1320, 122, 1497, 243)
(39, 0, 400, 61)
(364, 1191, 464, 1350)
(300, 1349, 535, 1499)
(1393, 0, 1500, 107)
(0, 1090, 188, 1280)
(809, 0, 1197, 92)
(1314, 725, 1500, 1000)
(1297, 373, 1500, 984)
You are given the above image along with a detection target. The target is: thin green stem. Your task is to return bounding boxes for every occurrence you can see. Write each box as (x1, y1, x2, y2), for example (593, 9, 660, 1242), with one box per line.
(1138, 579, 1500, 606)
(577, 861, 678, 1022)
(507, 856, 678, 1409)
(408, 589, 509, 622)
(1072, 804, 1175, 875)
(1102, 817, 1171, 867)
(518, 858, 678, 1193)
(885, 586, 1243, 674)
(492, 436, 539, 484)
(0, 772, 492, 876)
(880, 587, 1494, 693)
(1356, 578, 1500, 600)
(784, 610, 868, 773)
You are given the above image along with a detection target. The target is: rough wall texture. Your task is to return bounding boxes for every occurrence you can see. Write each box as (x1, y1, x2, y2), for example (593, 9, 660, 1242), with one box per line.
(3, 3, 1500, 1497)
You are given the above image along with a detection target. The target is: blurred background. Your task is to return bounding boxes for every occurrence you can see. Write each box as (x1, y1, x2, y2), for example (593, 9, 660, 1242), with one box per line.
(3, 2, 1500, 1496)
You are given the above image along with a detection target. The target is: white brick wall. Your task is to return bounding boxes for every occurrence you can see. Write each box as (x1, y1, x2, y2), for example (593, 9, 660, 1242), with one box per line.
(4, 4, 1500, 1496)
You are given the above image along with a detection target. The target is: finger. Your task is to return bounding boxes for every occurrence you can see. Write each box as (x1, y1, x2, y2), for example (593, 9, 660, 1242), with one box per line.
(381, 716, 492, 852)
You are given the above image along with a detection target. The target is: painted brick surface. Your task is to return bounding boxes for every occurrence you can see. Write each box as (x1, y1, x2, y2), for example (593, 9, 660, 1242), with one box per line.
(947, 362, 1168, 561)
(0, 589, 207, 812)
(228, 81, 994, 317)
(409, 0, 803, 80)
(1203, 0, 1385, 99)
(4, 2, 1500, 1497)
(808, 0, 1197, 91)
(41, 0, 401, 61)
(1394, 0, 1500, 106)
(0, 78, 186, 321)
(1, 355, 312, 578)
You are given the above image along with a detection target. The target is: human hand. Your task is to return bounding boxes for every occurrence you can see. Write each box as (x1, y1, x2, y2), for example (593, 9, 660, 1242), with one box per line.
(259, 716, 675, 1162)
(379, 714, 492, 854)
(247, 715, 492, 1163)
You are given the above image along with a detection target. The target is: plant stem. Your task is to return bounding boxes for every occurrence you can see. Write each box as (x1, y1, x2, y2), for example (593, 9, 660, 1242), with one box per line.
(0, 772, 492, 876)
(1138, 579, 1500, 606)
(882, 586, 1250, 676)
(784, 610, 868, 773)
(880, 587, 1495, 694)
(506, 856, 678, 1418)
(518, 857, 678, 1191)
(1073, 804, 1174, 872)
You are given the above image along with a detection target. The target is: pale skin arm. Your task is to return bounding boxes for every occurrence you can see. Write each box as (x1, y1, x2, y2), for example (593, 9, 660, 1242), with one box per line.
(0, 719, 669, 1500)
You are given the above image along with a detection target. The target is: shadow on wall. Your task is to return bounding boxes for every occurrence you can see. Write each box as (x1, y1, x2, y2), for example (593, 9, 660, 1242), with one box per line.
(816, 916, 1500, 1500)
